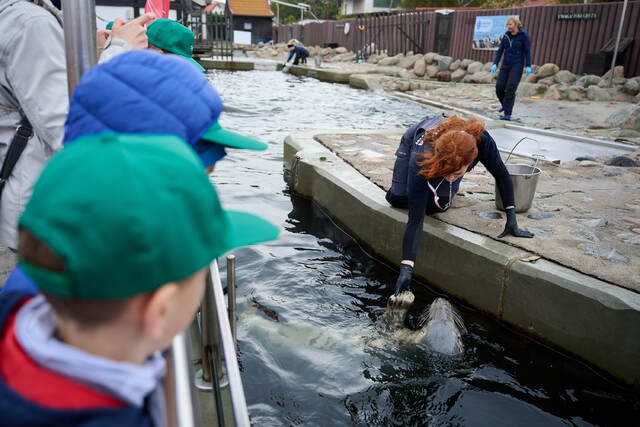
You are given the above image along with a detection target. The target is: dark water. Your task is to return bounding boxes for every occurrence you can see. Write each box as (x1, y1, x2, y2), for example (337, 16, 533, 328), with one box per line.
(207, 70, 640, 426)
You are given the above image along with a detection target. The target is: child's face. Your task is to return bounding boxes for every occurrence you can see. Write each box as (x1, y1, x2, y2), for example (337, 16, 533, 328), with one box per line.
(147, 268, 207, 351)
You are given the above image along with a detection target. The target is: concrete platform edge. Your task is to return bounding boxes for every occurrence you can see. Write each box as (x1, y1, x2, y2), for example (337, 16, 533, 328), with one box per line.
(284, 132, 640, 388)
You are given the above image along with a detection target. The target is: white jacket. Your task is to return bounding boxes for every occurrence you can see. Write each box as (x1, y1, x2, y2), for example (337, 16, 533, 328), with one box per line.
(0, 0, 131, 249)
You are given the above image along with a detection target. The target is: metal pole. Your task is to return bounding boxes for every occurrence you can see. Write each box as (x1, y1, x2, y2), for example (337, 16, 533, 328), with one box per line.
(227, 255, 237, 345)
(300, 8, 303, 22)
(277, 3, 279, 25)
(608, 0, 628, 88)
(209, 262, 251, 427)
(165, 332, 201, 427)
(62, 0, 97, 97)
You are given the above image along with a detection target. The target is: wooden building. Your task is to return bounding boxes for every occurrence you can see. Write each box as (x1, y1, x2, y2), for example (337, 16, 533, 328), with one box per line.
(226, 0, 274, 44)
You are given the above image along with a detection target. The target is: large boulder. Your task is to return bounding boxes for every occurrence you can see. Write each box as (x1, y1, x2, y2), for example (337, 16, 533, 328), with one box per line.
(537, 77, 555, 87)
(378, 54, 403, 66)
(554, 70, 577, 85)
(424, 52, 438, 64)
(611, 94, 632, 103)
(398, 54, 422, 69)
(468, 71, 493, 84)
(568, 85, 586, 102)
(336, 53, 355, 62)
(451, 68, 466, 82)
(620, 106, 640, 130)
(587, 86, 612, 102)
(466, 61, 484, 74)
(335, 46, 347, 54)
(536, 63, 559, 79)
(524, 73, 537, 83)
(437, 71, 451, 82)
(483, 62, 494, 72)
(623, 79, 640, 95)
(598, 76, 627, 89)
(460, 59, 473, 70)
(576, 74, 601, 88)
(544, 86, 563, 101)
(517, 82, 547, 98)
(320, 47, 332, 56)
(426, 64, 440, 78)
(397, 80, 411, 92)
(601, 65, 624, 80)
(438, 56, 453, 71)
(413, 58, 426, 77)
(449, 59, 461, 71)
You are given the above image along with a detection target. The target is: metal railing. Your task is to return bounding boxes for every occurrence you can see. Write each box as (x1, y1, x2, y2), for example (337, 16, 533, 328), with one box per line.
(169, 256, 248, 427)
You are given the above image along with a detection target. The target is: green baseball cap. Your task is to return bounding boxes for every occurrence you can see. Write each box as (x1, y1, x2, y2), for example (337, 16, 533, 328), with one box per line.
(146, 18, 205, 72)
(19, 132, 279, 299)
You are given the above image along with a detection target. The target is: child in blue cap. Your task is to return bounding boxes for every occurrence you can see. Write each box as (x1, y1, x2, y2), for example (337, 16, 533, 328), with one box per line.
(2, 50, 269, 295)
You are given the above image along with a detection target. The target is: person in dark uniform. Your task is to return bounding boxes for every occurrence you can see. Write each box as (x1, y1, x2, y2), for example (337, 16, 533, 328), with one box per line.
(386, 115, 534, 295)
(285, 40, 309, 65)
(491, 16, 532, 121)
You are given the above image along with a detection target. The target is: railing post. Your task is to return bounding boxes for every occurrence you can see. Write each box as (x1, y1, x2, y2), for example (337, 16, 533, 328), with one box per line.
(165, 332, 201, 427)
(227, 255, 237, 345)
(62, 0, 97, 97)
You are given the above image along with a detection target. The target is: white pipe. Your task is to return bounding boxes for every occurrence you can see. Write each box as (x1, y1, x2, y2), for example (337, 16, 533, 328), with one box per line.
(608, 0, 628, 88)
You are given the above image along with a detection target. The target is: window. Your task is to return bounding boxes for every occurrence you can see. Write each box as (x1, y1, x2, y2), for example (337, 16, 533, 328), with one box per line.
(244, 22, 252, 30)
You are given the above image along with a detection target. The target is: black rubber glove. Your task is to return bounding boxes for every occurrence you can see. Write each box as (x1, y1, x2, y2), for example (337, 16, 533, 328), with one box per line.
(394, 264, 413, 295)
(498, 208, 534, 238)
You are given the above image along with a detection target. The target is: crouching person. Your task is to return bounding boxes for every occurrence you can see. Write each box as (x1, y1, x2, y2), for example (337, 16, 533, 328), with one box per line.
(0, 133, 278, 426)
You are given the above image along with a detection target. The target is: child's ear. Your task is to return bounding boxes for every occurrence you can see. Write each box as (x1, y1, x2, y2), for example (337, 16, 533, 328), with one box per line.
(142, 284, 179, 341)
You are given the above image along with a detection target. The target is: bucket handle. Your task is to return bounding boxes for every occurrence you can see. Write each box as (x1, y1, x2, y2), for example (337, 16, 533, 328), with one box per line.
(505, 137, 544, 176)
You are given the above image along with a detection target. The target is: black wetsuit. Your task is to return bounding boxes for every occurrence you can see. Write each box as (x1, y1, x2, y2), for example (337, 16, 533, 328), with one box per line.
(386, 117, 515, 261)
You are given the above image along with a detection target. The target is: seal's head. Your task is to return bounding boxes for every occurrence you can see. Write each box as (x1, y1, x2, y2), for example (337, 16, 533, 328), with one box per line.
(417, 298, 465, 355)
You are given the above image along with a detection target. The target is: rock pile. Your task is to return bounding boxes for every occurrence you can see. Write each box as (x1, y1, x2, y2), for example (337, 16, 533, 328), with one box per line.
(249, 43, 640, 112)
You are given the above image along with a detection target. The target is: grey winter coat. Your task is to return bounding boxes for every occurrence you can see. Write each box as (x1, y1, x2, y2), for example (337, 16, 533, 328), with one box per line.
(0, 0, 130, 249)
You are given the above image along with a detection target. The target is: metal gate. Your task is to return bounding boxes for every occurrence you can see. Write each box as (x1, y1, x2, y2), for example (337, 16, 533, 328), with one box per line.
(354, 12, 431, 60)
(187, 13, 233, 59)
(434, 12, 453, 56)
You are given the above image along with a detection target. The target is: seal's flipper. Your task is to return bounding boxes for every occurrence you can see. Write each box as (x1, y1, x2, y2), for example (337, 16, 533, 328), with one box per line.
(377, 291, 415, 331)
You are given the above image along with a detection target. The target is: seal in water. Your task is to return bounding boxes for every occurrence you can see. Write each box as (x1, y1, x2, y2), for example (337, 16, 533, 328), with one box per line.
(377, 294, 465, 355)
(415, 298, 465, 355)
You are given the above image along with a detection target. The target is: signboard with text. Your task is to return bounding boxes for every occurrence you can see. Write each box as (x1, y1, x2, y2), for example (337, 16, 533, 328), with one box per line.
(556, 12, 600, 21)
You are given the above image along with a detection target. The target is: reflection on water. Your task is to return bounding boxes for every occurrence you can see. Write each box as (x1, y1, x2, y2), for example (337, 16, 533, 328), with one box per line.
(207, 70, 639, 426)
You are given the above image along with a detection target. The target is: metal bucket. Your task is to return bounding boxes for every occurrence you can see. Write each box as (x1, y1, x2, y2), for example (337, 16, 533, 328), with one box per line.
(495, 137, 543, 213)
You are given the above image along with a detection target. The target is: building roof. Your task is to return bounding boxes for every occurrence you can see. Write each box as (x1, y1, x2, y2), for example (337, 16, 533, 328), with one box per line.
(226, 0, 274, 17)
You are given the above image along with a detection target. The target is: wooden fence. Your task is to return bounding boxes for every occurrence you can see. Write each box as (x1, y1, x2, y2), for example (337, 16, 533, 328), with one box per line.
(272, 1, 640, 77)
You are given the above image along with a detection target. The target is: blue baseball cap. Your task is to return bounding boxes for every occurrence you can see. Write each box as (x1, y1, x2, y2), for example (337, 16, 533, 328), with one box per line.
(63, 50, 267, 167)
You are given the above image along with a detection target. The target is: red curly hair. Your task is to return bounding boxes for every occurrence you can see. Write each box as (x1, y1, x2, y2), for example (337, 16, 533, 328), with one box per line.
(416, 116, 485, 179)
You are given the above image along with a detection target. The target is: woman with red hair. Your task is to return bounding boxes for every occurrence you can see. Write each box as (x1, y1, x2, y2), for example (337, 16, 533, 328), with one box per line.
(386, 115, 533, 295)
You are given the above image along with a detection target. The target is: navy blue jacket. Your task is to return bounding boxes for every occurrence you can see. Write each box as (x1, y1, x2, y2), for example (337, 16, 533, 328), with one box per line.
(493, 28, 531, 68)
(287, 45, 308, 62)
(388, 116, 514, 208)
(0, 291, 154, 427)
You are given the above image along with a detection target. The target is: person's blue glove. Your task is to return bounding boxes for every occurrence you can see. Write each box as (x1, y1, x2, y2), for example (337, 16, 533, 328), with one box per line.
(525, 66, 531, 76)
(491, 64, 497, 73)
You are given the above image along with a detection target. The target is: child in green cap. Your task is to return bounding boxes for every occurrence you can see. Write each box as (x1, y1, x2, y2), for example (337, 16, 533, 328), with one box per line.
(146, 18, 205, 71)
(0, 133, 278, 426)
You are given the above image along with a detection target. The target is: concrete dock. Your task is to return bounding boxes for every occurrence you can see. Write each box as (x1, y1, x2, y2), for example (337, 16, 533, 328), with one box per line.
(283, 130, 640, 387)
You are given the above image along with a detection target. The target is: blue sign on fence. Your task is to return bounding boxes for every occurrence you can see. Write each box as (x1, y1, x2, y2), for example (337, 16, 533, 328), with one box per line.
(472, 15, 517, 51)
